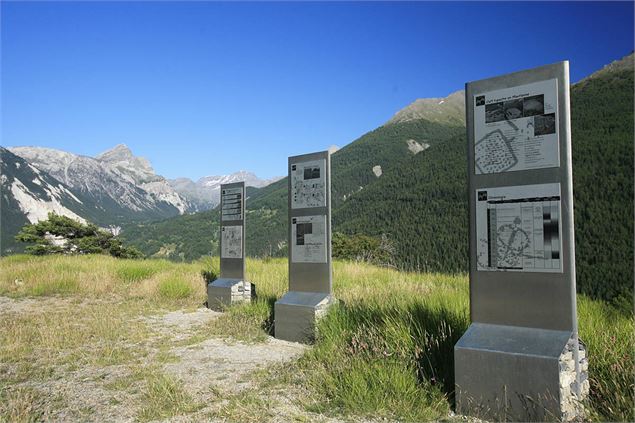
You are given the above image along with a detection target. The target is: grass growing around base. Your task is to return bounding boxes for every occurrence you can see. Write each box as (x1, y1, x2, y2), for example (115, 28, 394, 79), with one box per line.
(0, 255, 633, 421)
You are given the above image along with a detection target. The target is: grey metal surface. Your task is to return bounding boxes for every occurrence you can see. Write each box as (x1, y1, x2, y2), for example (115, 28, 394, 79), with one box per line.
(207, 278, 253, 311)
(287, 151, 332, 294)
(274, 291, 333, 343)
(274, 150, 333, 343)
(219, 181, 245, 280)
(210, 278, 243, 289)
(207, 279, 235, 310)
(455, 323, 571, 358)
(455, 340, 562, 421)
(466, 62, 576, 331)
(275, 290, 332, 307)
(456, 62, 579, 421)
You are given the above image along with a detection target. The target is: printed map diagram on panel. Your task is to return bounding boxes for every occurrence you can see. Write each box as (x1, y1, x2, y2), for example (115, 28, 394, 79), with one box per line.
(474, 129, 518, 174)
(291, 159, 326, 209)
(221, 225, 242, 259)
(475, 184, 562, 273)
(473, 79, 559, 174)
(291, 215, 327, 263)
(221, 187, 243, 221)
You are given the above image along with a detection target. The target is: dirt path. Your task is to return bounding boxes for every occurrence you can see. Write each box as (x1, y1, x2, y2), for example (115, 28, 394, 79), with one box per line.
(0, 297, 348, 422)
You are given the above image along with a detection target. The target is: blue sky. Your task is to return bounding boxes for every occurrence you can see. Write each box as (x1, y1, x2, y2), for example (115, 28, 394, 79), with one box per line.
(2, 1, 633, 180)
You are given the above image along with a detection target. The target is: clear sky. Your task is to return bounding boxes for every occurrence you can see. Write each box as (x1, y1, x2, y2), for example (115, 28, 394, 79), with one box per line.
(2, 1, 633, 180)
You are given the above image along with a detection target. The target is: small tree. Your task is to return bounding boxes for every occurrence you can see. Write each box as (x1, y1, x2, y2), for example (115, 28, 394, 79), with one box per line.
(15, 213, 142, 259)
(332, 232, 396, 267)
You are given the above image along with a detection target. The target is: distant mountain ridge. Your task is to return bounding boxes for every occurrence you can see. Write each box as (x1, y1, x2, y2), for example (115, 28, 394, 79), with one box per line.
(2, 143, 280, 253)
(9, 145, 188, 215)
(169, 171, 282, 211)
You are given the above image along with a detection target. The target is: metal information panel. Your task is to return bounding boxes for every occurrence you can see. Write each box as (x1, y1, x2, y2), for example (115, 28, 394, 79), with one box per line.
(274, 151, 333, 343)
(219, 182, 245, 279)
(288, 151, 332, 293)
(467, 61, 575, 330)
(456, 61, 581, 421)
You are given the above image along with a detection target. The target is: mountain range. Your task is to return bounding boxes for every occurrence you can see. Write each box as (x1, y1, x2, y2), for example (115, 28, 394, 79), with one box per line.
(120, 52, 634, 304)
(0, 144, 278, 253)
(168, 172, 283, 212)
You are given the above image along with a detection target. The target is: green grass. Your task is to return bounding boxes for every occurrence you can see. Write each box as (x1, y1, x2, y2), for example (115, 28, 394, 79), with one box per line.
(157, 277, 193, 299)
(137, 370, 203, 421)
(578, 296, 634, 422)
(116, 262, 161, 283)
(0, 255, 632, 422)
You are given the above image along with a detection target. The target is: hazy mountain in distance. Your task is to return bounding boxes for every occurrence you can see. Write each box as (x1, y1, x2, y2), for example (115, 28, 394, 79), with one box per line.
(169, 171, 283, 211)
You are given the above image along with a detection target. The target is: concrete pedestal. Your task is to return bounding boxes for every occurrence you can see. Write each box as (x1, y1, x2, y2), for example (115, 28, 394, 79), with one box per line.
(274, 291, 334, 343)
(454, 323, 587, 422)
(207, 278, 254, 311)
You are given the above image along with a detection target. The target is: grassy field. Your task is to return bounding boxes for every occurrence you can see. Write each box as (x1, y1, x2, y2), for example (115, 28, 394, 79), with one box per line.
(0, 255, 633, 422)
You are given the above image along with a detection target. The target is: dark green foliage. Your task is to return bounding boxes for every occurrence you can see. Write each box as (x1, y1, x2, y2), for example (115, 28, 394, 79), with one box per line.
(121, 210, 220, 261)
(570, 68, 634, 306)
(331, 121, 464, 209)
(15, 213, 142, 258)
(334, 133, 468, 273)
(332, 232, 396, 266)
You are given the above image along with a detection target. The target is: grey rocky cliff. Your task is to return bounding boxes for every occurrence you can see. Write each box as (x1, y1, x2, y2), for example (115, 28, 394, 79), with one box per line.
(10, 145, 189, 215)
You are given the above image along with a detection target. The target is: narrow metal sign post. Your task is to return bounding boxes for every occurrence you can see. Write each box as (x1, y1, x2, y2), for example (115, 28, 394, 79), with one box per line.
(207, 181, 254, 310)
(454, 61, 588, 421)
(274, 150, 335, 343)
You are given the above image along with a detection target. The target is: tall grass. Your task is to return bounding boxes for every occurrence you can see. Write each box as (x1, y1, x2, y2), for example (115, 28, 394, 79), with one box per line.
(0, 255, 632, 421)
(578, 296, 634, 422)
(0, 254, 210, 307)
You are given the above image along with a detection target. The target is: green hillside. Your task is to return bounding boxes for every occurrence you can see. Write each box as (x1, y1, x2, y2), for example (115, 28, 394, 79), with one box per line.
(122, 119, 464, 260)
(570, 61, 634, 303)
(121, 54, 634, 304)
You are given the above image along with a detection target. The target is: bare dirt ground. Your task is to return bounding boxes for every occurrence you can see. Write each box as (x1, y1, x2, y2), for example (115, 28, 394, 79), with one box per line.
(0, 296, 351, 422)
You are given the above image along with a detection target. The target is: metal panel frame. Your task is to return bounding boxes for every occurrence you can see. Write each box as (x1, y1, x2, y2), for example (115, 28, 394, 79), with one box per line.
(287, 151, 332, 294)
(466, 61, 576, 331)
(219, 181, 245, 280)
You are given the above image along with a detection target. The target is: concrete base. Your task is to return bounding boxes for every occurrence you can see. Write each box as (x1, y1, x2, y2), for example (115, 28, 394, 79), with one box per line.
(207, 278, 254, 311)
(274, 291, 334, 343)
(454, 323, 587, 422)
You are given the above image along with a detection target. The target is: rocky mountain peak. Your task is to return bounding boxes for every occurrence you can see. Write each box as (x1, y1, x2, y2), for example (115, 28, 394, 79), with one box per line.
(95, 143, 134, 162)
(387, 90, 466, 126)
(95, 144, 156, 184)
(578, 52, 634, 83)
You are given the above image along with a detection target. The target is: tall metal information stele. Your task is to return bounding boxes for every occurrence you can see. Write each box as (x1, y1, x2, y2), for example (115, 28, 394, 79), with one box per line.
(207, 182, 254, 310)
(274, 150, 335, 343)
(454, 61, 588, 421)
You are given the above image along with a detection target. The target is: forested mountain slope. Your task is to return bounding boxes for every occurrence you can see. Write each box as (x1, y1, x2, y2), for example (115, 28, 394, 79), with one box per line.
(121, 53, 634, 303)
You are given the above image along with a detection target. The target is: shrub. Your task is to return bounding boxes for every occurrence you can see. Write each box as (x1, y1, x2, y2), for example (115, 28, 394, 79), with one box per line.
(15, 213, 142, 259)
